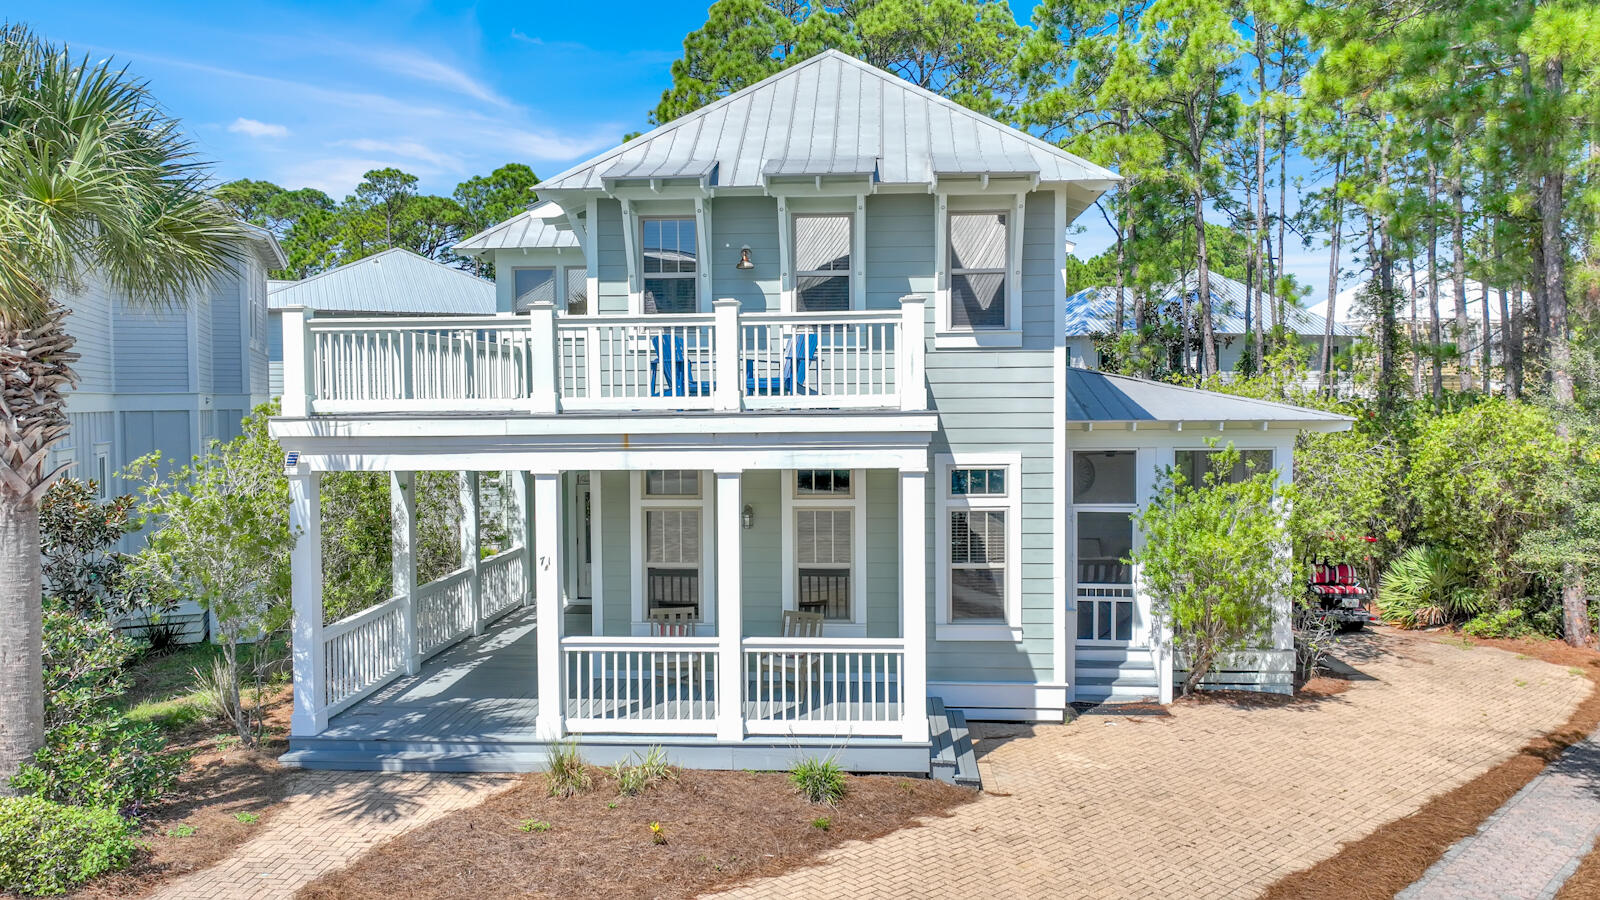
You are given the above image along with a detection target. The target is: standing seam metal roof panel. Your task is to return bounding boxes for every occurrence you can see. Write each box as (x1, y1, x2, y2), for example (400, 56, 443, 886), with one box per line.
(267, 248, 495, 314)
(1066, 369, 1353, 423)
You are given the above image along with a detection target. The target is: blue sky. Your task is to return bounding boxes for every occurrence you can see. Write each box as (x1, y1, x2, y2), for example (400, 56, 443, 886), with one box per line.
(21, 1, 1336, 302)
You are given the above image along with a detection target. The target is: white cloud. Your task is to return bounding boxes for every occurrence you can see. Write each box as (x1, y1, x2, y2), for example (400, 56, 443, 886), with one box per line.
(334, 138, 461, 170)
(276, 157, 424, 197)
(228, 117, 288, 138)
(348, 46, 511, 109)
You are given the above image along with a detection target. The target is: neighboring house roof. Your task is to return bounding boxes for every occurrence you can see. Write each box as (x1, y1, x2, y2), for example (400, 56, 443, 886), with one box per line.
(1066, 273, 1358, 338)
(267, 248, 495, 315)
(454, 201, 581, 255)
(536, 50, 1119, 193)
(1066, 368, 1353, 427)
(1310, 274, 1526, 325)
(240, 221, 288, 270)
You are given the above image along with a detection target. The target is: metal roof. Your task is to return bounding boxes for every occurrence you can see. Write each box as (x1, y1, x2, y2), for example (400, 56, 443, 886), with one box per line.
(454, 202, 581, 254)
(537, 50, 1119, 193)
(1066, 273, 1358, 338)
(1066, 368, 1353, 426)
(267, 248, 495, 315)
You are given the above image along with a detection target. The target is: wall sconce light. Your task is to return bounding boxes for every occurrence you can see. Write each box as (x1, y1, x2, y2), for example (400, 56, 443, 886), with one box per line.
(742, 504, 755, 530)
(736, 245, 755, 270)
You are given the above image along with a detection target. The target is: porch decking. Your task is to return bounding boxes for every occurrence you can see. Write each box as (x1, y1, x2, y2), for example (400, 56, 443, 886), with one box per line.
(285, 608, 935, 775)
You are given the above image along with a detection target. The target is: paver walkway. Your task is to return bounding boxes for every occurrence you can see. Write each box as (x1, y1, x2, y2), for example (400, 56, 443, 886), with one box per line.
(1400, 732, 1600, 900)
(148, 770, 515, 900)
(716, 631, 1588, 899)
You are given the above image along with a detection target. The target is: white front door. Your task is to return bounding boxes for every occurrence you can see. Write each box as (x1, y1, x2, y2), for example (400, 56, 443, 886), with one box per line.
(575, 474, 593, 600)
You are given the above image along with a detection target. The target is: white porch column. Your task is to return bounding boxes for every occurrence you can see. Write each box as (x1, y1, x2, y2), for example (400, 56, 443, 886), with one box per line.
(712, 299, 742, 411)
(898, 295, 927, 412)
(460, 471, 484, 633)
(289, 469, 325, 736)
(900, 467, 930, 743)
(280, 306, 314, 418)
(533, 471, 565, 740)
(528, 301, 558, 414)
(391, 471, 420, 675)
(515, 471, 534, 607)
(714, 469, 744, 741)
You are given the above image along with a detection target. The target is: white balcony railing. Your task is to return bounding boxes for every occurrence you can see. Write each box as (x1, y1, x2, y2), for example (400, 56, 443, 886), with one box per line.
(280, 297, 926, 417)
(742, 637, 907, 736)
(560, 637, 721, 734)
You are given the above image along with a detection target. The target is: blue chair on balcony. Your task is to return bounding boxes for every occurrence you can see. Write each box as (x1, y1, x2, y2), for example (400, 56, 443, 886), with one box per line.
(744, 332, 819, 397)
(649, 334, 712, 399)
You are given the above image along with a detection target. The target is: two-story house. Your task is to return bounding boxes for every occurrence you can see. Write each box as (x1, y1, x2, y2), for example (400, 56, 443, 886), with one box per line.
(271, 51, 1349, 777)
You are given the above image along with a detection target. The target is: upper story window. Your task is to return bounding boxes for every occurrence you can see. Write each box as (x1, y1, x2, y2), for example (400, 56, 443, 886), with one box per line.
(796, 469, 851, 497)
(794, 214, 851, 312)
(565, 267, 589, 316)
(949, 212, 1008, 330)
(642, 217, 697, 314)
(645, 469, 701, 498)
(514, 267, 555, 312)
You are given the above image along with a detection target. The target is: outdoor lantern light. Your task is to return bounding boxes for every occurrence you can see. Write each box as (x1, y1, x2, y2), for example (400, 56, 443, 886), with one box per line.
(742, 504, 755, 529)
(736, 246, 755, 270)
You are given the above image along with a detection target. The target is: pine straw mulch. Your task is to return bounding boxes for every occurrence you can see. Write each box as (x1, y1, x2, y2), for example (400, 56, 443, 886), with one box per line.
(68, 686, 298, 900)
(297, 766, 976, 900)
(1262, 631, 1600, 900)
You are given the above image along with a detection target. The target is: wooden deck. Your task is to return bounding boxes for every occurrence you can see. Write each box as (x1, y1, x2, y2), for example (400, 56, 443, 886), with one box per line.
(321, 607, 541, 743)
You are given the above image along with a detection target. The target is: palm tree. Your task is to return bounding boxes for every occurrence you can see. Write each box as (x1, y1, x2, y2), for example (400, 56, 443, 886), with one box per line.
(0, 25, 243, 785)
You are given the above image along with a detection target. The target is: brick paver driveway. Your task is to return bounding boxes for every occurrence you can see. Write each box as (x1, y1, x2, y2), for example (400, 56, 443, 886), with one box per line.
(718, 630, 1589, 899)
(147, 770, 515, 900)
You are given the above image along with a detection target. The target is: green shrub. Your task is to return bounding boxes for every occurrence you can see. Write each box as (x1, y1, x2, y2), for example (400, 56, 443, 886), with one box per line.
(1463, 607, 1534, 639)
(10, 710, 182, 812)
(611, 745, 674, 796)
(544, 741, 591, 798)
(789, 756, 847, 805)
(1378, 546, 1486, 628)
(0, 797, 137, 896)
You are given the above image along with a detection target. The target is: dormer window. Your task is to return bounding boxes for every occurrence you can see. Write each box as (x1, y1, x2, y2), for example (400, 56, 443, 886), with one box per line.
(949, 212, 1008, 330)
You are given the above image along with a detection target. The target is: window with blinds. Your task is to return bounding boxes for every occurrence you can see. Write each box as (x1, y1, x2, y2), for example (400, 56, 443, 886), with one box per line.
(950, 509, 1006, 621)
(646, 508, 700, 615)
(948, 212, 1007, 330)
(796, 508, 852, 621)
(642, 217, 697, 314)
(794, 214, 851, 312)
(645, 470, 700, 498)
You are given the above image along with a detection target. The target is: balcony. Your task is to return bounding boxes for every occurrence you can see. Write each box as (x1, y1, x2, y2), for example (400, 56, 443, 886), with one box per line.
(279, 296, 926, 418)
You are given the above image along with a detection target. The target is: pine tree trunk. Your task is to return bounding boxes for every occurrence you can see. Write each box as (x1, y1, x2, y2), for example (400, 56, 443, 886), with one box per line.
(1427, 159, 1443, 400)
(1451, 137, 1472, 392)
(1254, 22, 1269, 367)
(1409, 256, 1424, 396)
(0, 497, 43, 790)
(1322, 149, 1344, 390)
(1194, 185, 1219, 376)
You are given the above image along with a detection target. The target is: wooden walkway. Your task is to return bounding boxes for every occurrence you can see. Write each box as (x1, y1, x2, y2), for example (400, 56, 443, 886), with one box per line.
(322, 607, 541, 743)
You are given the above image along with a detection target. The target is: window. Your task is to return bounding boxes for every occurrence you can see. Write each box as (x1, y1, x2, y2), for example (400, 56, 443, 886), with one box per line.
(642, 217, 697, 314)
(565, 267, 589, 315)
(951, 467, 1005, 496)
(796, 508, 852, 620)
(794, 214, 851, 312)
(1073, 451, 1137, 504)
(645, 508, 701, 617)
(93, 445, 111, 501)
(645, 470, 700, 498)
(513, 267, 555, 312)
(1076, 511, 1133, 586)
(949, 212, 1007, 330)
(1174, 449, 1275, 487)
(796, 469, 851, 497)
(936, 455, 1022, 639)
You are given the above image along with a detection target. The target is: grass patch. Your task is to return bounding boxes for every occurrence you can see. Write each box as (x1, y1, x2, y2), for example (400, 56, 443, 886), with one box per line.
(789, 756, 848, 805)
(612, 746, 674, 797)
(810, 816, 831, 831)
(518, 819, 551, 833)
(543, 741, 591, 798)
(232, 812, 259, 825)
(165, 824, 196, 838)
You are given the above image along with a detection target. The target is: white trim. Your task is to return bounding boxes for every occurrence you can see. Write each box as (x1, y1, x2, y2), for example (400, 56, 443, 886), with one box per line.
(780, 469, 867, 635)
(637, 210, 702, 314)
(630, 470, 714, 630)
(590, 469, 604, 636)
(92, 442, 112, 500)
(934, 451, 1024, 643)
(780, 196, 867, 313)
(933, 195, 1025, 350)
(585, 197, 600, 311)
(929, 680, 1069, 723)
(620, 198, 640, 312)
(1051, 187, 1070, 686)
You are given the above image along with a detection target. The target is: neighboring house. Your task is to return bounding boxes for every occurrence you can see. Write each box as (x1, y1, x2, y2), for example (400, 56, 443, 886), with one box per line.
(55, 223, 285, 636)
(266, 248, 497, 396)
(270, 50, 1350, 777)
(1067, 272, 1359, 374)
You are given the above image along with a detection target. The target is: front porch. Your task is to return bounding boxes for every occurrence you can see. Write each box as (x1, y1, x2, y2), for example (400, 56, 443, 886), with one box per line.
(284, 606, 935, 774)
(282, 463, 937, 773)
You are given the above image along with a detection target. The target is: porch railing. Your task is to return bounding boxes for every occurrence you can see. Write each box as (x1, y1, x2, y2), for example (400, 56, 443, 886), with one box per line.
(321, 595, 408, 716)
(478, 548, 526, 623)
(280, 296, 926, 417)
(742, 638, 907, 736)
(416, 567, 474, 658)
(560, 637, 720, 734)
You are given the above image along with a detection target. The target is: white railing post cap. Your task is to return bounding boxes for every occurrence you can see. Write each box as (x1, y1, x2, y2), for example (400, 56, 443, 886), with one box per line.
(713, 298, 742, 310)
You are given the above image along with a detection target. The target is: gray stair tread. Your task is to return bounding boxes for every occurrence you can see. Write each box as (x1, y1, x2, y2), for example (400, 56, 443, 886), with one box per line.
(947, 710, 981, 789)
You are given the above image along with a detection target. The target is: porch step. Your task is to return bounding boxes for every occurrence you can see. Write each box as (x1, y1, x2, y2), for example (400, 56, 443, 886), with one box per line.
(927, 697, 981, 790)
(280, 748, 550, 773)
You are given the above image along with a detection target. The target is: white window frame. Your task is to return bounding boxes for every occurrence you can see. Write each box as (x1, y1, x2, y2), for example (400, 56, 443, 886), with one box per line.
(511, 266, 557, 313)
(1173, 447, 1277, 488)
(630, 470, 715, 632)
(560, 264, 590, 315)
(781, 469, 867, 635)
(93, 443, 112, 501)
(935, 452, 1023, 642)
(638, 215, 700, 315)
(791, 213, 855, 313)
(1071, 448, 1141, 646)
(934, 194, 1026, 349)
(777, 195, 866, 312)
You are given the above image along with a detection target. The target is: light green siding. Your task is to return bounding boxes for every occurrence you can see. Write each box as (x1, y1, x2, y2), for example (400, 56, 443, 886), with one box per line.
(600, 471, 632, 635)
(595, 199, 628, 315)
(738, 470, 783, 637)
(865, 470, 901, 639)
(864, 194, 935, 309)
(712, 198, 778, 312)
